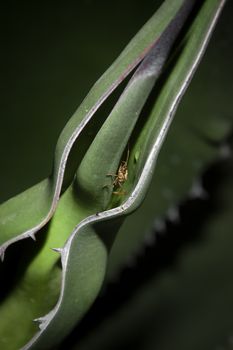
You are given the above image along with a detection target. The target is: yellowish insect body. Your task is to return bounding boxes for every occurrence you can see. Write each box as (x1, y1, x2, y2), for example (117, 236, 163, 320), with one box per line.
(107, 148, 129, 195)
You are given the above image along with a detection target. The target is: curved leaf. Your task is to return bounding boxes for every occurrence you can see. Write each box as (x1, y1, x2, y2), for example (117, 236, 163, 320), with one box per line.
(72, 142, 233, 350)
(20, 1, 225, 349)
(0, 0, 189, 259)
(108, 0, 231, 276)
(0, 1, 196, 349)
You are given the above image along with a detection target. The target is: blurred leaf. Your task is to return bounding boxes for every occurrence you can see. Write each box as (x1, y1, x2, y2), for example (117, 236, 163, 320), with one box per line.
(108, 0, 233, 277)
(70, 144, 233, 350)
(0, 1, 230, 350)
(0, 1, 200, 349)
(0, 0, 189, 258)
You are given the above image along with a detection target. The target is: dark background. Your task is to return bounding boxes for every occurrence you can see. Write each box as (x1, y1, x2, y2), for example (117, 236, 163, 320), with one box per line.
(0, 1, 233, 350)
(0, 0, 163, 203)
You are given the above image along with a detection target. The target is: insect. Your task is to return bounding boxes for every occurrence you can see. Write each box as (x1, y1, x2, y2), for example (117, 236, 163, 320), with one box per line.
(107, 147, 129, 195)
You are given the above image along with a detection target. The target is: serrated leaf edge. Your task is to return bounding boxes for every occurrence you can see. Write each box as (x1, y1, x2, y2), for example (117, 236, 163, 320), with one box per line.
(22, 2, 226, 348)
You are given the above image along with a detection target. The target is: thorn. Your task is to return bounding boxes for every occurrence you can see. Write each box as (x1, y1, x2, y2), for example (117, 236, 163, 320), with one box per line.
(28, 232, 36, 241)
(0, 247, 5, 262)
(189, 180, 208, 199)
(167, 206, 180, 223)
(51, 247, 63, 254)
(219, 143, 231, 159)
(33, 317, 46, 330)
(153, 219, 166, 233)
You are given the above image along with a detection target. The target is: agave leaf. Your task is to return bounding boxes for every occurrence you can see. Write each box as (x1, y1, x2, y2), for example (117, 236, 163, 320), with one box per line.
(0, 0, 227, 349)
(0, 0, 190, 258)
(19, 1, 225, 349)
(108, 0, 232, 276)
(72, 142, 233, 350)
(0, 2, 195, 349)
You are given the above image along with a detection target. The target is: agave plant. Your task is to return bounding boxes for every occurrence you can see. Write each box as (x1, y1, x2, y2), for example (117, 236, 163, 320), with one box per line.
(0, 0, 232, 349)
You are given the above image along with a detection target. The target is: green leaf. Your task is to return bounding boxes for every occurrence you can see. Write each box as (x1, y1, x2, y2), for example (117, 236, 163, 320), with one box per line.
(0, 1, 197, 349)
(22, 1, 225, 349)
(108, 0, 231, 277)
(0, 1, 228, 350)
(0, 0, 189, 258)
(72, 142, 233, 350)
